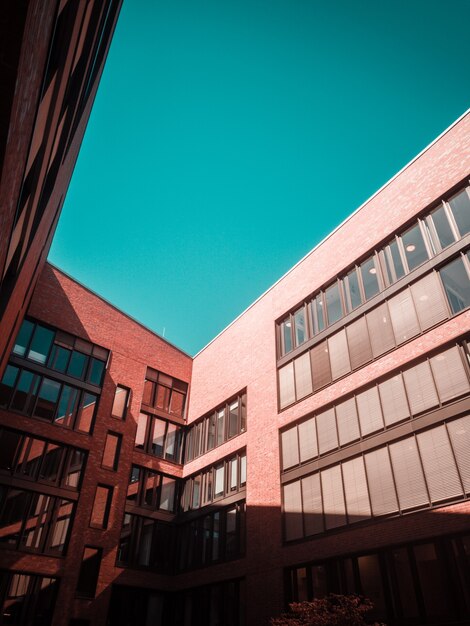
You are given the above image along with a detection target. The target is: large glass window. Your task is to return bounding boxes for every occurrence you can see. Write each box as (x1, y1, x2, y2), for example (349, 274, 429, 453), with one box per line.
(429, 205, 456, 249)
(448, 188, 470, 237)
(440, 256, 470, 314)
(401, 224, 429, 271)
(325, 282, 343, 325)
(360, 256, 380, 300)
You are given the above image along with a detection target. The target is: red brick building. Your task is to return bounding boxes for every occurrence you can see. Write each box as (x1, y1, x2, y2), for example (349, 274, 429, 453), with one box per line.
(0, 12, 470, 623)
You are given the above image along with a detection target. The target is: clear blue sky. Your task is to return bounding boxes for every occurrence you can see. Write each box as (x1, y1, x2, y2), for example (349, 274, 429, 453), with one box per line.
(49, 0, 470, 356)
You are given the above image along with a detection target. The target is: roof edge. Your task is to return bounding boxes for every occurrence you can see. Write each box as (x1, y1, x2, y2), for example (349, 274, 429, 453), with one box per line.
(194, 107, 470, 358)
(46, 261, 193, 359)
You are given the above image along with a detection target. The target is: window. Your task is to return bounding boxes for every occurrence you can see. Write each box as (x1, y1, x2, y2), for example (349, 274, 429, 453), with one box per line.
(0, 428, 85, 489)
(11, 319, 108, 386)
(277, 182, 470, 360)
(448, 188, 470, 237)
(142, 367, 188, 418)
(181, 451, 247, 512)
(325, 282, 343, 325)
(117, 515, 173, 571)
(126, 465, 177, 513)
(360, 256, 380, 300)
(0, 572, 58, 626)
(112, 385, 129, 419)
(90, 485, 113, 528)
(76, 547, 102, 598)
(134, 413, 183, 463)
(102, 432, 121, 470)
(0, 487, 74, 554)
(440, 255, 470, 314)
(185, 392, 247, 462)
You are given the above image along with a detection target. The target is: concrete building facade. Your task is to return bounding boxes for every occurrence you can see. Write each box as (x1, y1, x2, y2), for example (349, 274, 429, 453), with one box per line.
(0, 10, 470, 622)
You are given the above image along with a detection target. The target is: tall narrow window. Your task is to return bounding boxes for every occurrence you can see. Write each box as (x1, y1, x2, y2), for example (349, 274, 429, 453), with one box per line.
(360, 256, 380, 300)
(76, 547, 102, 598)
(102, 432, 121, 470)
(90, 485, 113, 529)
(294, 307, 307, 347)
(440, 256, 470, 314)
(448, 188, 470, 237)
(401, 224, 429, 271)
(325, 283, 343, 325)
(112, 385, 129, 419)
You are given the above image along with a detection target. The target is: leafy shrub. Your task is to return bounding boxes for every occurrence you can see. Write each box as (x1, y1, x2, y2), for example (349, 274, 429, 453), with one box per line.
(270, 594, 386, 626)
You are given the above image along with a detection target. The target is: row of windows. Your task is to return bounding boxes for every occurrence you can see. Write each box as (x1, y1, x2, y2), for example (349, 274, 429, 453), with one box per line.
(127, 465, 177, 513)
(13, 318, 108, 387)
(180, 451, 247, 512)
(0, 487, 74, 555)
(107, 579, 244, 626)
(286, 532, 470, 625)
(117, 513, 174, 572)
(281, 342, 470, 470)
(135, 412, 184, 463)
(185, 392, 247, 462)
(0, 571, 58, 626)
(279, 252, 470, 409)
(279, 184, 470, 356)
(0, 365, 99, 433)
(142, 367, 188, 419)
(177, 502, 245, 572)
(0, 428, 86, 491)
(283, 414, 470, 542)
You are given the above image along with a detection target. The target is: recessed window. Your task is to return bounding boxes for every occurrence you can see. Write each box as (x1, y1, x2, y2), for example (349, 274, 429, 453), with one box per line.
(311, 294, 325, 334)
(281, 317, 293, 354)
(76, 547, 102, 598)
(12, 320, 34, 357)
(111, 385, 129, 419)
(27, 326, 54, 364)
(294, 307, 307, 347)
(102, 432, 121, 470)
(90, 485, 113, 529)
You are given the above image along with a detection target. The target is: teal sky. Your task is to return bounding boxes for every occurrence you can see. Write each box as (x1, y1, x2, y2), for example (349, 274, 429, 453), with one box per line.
(49, 0, 470, 356)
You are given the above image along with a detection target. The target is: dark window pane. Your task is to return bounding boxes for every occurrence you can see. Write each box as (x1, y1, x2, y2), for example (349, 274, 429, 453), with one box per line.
(357, 554, 387, 621)
(76, 547, 102, 598)
(414, 543, 451, 618)
(64, 450, 85, 488)
(68, 351, 87, 379)
(27, 326, 54, 364)
(76, 392, 97, 433)
(160, 477, 176, 511)
(325, 283, 343, 325)
(207, 414, 216, 450)
(33, 378, 61, 420)
(440, 257, 470, 314)
(0, 430, 22, 472)
(88, 358, 105, 385)
(11, 370, 39, 413)
(449, 188, 470, 236)
(390, 548, 419, 617)
(49, 498, 72, 552)
(389, 239, 405, 280)
(430, 206, 456, 249)
(0, 365, 19, 407)
(55, 385, 79, 428)
(294, 308, 307, 347)
(401, 224, 429, 271)
(345, 269, 362, 312)
(48, 345, 71, 372)
(281, 317, 293, 354)
(13, 320, 34, 357)
(39, 444, 63, 483)
(360, 256, 380, 300)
